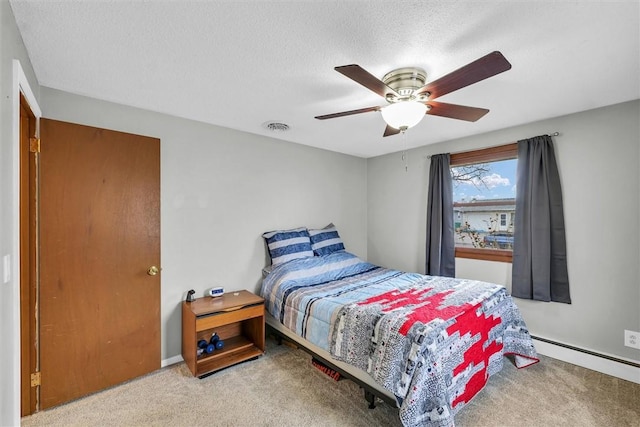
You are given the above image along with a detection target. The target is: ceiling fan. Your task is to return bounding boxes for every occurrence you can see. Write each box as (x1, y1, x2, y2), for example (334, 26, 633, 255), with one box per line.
(315, 51, 512, 137)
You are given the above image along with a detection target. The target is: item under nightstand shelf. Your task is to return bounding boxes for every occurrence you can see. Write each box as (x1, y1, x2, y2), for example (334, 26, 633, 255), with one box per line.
(182, 290, 265, 378)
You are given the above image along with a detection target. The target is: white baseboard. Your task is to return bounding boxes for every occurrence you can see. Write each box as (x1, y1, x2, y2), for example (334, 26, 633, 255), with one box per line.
(532, 338, 640, 384)
(162, 354, 184, 368)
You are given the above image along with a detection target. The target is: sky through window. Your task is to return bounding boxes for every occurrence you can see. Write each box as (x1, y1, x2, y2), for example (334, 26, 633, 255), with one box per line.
(451, 159, 517, 202)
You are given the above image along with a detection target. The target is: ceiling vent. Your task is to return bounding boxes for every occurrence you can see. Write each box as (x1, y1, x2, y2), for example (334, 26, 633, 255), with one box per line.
(263, 121, 290, 132)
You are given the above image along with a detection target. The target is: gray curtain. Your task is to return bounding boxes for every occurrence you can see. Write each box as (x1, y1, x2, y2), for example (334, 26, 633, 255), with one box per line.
(425, 154, 455, 277)
(512, 135, 571, 303)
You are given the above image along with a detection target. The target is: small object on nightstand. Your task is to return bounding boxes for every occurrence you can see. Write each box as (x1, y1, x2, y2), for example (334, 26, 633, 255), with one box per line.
(208, 286, 225, 297)
(186, 289, 196, 302)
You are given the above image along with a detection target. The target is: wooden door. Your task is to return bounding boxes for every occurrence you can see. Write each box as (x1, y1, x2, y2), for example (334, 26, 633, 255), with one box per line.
(39, 119, 161, 409)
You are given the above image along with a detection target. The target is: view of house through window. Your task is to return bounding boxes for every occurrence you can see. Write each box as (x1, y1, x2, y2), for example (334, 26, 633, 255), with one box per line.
(450, 143, 517, 261)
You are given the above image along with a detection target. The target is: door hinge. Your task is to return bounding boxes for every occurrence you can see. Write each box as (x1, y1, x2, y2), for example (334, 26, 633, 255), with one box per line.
(30, 371, 41, 387)
(29, 137, 41, 153)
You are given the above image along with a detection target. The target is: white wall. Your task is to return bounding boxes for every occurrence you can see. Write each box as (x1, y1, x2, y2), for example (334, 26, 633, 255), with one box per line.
(0, 1, 41, 424)
(368, 100, 640, 363)
(39, 87, 368, 364)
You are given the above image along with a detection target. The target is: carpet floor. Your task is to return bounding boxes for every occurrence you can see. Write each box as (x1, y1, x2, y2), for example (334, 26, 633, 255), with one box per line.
(21, 337, 639, 427)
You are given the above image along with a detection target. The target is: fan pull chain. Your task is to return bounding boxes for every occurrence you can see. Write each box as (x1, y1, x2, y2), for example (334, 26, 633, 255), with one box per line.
(401, 130, 409, 172)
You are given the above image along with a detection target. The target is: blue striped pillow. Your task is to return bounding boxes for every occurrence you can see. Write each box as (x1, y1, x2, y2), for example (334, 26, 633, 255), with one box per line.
(309, 223, 345, 256)
(263, 227, 314, 266)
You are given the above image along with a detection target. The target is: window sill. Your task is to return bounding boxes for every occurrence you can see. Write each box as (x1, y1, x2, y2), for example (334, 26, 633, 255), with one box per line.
(455, 247, 513, 263)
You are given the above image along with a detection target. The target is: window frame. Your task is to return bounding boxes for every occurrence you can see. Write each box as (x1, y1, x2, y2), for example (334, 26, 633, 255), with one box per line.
(450, 143, 517, 263)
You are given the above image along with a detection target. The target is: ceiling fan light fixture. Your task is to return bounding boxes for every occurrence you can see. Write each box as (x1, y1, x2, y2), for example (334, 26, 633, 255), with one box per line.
(381, 101, 427, 130)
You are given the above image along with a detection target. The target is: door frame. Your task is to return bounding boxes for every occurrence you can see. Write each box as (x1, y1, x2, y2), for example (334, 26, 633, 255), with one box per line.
(19, 92, 38, 415)
(13, 60, 41, 418)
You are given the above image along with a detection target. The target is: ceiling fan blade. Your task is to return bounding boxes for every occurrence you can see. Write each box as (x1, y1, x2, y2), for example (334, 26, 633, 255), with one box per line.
(426, 101, 489, 122)
(416, 51, 511, 100)
(335, 65, 399, 99)
(315, 105, 381, 120)
(383, 125, 401, 137)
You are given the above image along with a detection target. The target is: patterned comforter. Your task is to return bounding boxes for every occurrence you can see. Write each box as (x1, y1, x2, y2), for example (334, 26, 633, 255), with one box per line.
(260, 251, 538, 427)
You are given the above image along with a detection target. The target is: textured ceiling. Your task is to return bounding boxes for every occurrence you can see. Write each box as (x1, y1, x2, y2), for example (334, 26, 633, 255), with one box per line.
(9, 1, 640, 158)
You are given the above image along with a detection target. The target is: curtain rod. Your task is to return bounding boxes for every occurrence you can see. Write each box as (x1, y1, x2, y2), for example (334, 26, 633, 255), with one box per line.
(426, 131, 560, 159)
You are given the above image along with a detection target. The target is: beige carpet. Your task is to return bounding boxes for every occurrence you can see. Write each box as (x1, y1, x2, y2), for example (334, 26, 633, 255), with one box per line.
(21, 338, 639, 427)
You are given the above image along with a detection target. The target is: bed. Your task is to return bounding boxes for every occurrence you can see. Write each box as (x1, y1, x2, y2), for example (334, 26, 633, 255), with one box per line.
(260, 225, 538, 427)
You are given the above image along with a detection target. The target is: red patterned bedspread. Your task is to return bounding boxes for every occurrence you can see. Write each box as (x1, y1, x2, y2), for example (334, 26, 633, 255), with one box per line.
(331, 278, 538, 426)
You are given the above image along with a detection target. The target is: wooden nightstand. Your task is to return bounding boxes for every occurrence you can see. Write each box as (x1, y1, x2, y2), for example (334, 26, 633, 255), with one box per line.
(182, 290, 265, 378)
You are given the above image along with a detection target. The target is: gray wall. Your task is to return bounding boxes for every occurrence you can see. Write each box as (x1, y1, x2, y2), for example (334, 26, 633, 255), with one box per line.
(0, 1, 40, 424)
(39, 87, 368, 364)
(368, 100, 640, 362)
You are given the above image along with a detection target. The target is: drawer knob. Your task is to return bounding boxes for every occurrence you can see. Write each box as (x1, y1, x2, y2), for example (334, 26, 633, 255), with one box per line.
(147, 265, 160, 276)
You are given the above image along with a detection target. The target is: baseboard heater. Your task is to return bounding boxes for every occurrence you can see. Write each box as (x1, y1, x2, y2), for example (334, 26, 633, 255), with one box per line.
(531, 335, 640, 369)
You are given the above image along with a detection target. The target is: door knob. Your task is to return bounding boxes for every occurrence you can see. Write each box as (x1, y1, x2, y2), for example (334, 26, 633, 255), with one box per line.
(147, 266, 160, 276)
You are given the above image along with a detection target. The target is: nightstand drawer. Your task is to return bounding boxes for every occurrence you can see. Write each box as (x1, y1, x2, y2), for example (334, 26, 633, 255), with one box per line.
(196, 304, 263, 331)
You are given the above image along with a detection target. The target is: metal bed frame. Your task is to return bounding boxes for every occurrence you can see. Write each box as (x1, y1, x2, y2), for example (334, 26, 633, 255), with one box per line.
(265, 313, 398, 410)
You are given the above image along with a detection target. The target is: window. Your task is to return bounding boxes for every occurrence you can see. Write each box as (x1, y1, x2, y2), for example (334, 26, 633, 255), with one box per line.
(450, 143, 517, 262)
